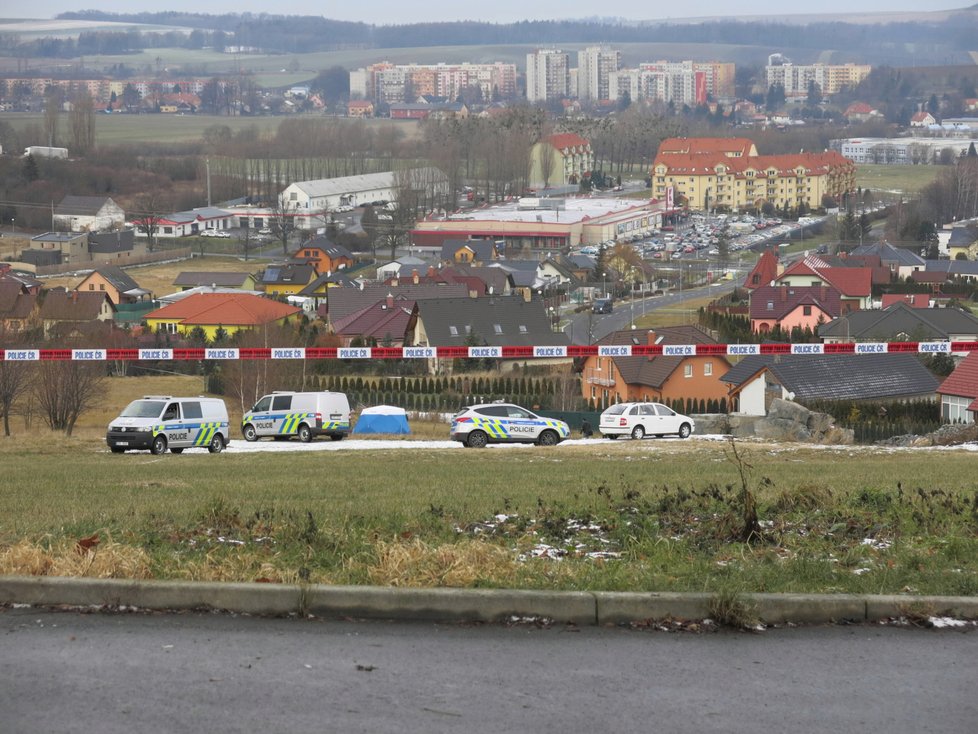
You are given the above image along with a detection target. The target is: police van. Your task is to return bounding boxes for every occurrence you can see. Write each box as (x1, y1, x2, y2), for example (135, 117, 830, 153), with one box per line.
(241, 391, 350, 443)
(450, 402, 570, 448)
(106, 396, 230, 455)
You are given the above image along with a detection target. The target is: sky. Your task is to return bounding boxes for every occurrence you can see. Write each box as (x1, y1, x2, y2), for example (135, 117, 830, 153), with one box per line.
(1, 2, 960, 25)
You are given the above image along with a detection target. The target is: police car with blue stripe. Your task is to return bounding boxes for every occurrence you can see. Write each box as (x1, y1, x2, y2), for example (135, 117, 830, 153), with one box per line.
(450, 402, 570, 448)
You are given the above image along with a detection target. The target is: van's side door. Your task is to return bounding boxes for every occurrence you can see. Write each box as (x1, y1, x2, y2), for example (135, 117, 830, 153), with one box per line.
(270, 394, 295, 436)
(158, 401, 192, 447)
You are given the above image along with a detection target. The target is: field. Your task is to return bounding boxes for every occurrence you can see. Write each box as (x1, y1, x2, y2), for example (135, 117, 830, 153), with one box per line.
(1, 111, 420, 146)
(1, 372, 976, 597)
(856, 163, 944, 196)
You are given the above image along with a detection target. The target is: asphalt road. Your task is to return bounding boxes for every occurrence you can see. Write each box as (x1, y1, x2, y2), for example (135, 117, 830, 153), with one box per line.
(1, 608, 974, 734)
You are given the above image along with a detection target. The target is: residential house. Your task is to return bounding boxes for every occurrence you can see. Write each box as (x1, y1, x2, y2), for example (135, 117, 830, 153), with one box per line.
(260, 263, 319, 297)
(0, 265, 42, 295)
(581, 326, 732, 409)
(331, 295, 417, 347)
(376, 256, 428, 281)
(346, 100, 375, 118)
(412, 295, 568, 371)
(440, 239, 497, 266)
(39, 288, 115, 338)
(775, 256, 872, 311)
(880, 293, 931, 309)
(844, 102, 881, 123)
(910, 111, 937, 127)
(721, 353, 940, 416)
(297, 270, 360, 309)
(750, 284, 842, 334)
(389, 102, 467, 120)
(946, 226, 978, 260)
(292, 238, 355, 274)
(323, 283, 469, 324)
(743, 248, 782, 291)
(819, 302, 978, 343)
(849, 242, 926, 280)
(0, 280, 39, 334)
(173, 272, 258, 291)
(143, 292, 300, 340)
(53, 195, 125, 232)
(88, 230, 146, 263)
(937, 351, 978, 424)
(923, 258, 978, 283)
(24, 232, 88, 266)
(74, 266, 151, 305)
(528, 133, 593, 189)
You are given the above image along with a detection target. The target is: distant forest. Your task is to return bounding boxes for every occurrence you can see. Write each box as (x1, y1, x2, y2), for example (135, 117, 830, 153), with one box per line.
(18, 10, 973, 66)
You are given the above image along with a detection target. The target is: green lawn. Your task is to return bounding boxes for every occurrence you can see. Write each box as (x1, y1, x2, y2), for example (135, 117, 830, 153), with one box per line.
(856, 163, 944, 196)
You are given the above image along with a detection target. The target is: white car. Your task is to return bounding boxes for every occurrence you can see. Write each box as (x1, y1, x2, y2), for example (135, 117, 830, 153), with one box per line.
(214, 230, 231, 238)
(450, 403, 570, 448)
(599, 402, 694, 440)
(257, 227, 273, 235)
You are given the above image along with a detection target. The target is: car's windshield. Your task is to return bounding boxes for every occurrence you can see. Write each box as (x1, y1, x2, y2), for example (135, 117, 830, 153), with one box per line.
(119, 400, 166, 418)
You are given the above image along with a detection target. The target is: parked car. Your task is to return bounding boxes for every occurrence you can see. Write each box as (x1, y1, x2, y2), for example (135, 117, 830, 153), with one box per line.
(599, 402, 694, 440)
(257, 227, 272, 235)
(450, 403, 570, 448)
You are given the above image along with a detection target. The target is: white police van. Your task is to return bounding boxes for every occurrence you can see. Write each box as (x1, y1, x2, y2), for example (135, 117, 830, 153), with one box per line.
(241, 391, 350, 443)
(106, 396, 229, 455)
(450, 402, 570, 448)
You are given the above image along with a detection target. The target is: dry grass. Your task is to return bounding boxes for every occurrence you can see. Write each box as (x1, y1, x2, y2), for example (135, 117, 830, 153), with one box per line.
(365, 537, 521, 587)
(0, 535, 152, 579)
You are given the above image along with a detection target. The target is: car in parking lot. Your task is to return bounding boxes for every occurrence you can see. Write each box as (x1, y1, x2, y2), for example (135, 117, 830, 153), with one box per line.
(450, 403, 570, 448)
(257, 227, 273, 235)
(599, 402, 694, 440)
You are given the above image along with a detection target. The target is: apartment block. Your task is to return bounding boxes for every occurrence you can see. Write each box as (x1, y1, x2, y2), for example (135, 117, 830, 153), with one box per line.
(577, 46, 620, 102)
(526, 49, 570, 103)
(350, 62, 517, 105)
(609, 61, 735, 106)
(765, 62, 871, 98)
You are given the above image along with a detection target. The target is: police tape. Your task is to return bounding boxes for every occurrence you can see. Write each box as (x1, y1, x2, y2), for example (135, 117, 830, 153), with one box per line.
(1, 341, 976, 362)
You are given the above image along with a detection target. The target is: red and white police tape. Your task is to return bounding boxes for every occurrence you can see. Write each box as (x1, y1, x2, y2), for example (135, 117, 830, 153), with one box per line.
(1, 341, 976, 362)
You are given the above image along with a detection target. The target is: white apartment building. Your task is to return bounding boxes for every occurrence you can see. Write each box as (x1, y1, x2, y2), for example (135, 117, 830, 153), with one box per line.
(526, 49, 570, 103)
(766, 62, 871, 98)
(350, 62, 517, 105)
(577, 46, 620, 102)
(609, 61, 735, 106)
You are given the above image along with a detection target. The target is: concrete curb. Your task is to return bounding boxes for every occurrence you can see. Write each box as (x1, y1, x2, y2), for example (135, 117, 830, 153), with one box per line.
(2, 576, 977, 625)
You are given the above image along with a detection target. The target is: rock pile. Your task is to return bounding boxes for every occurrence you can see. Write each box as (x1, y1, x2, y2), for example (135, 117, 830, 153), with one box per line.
(694, 398, 854, 444)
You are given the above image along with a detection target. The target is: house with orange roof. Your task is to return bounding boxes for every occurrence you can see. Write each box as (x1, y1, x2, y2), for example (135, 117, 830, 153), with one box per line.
(775, 256, 872, 310)
(291, 238, 355, 276)
(581, 325, 731, 409)
(651, 138, 855, 214)
(144, 292, 300, 340)
(937, 351, 978, 424)
(529, 133, 593, 188)
(844, 102, 881, 123)
(910, 111, 937, 127)
(749, 284, 841, 334)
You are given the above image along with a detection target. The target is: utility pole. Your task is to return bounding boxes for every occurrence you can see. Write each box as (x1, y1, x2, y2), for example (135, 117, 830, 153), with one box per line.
(206, 158, 212, 207)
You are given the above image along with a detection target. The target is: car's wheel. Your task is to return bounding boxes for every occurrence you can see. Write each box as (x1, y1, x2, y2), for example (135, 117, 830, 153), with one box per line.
(678, 423, 692, 439)
(110, 447, 125, 454)
(208, 435, 225, 453)
(330, 434, 344, 441)
(170, 447, 184, 454)
(604, 433, 618, 440)
(466, 430, 489, 449)
(537, 429, 559, 446)
(242, 424, 258, 442)
(631, 425, 645, 440)
(150, 435, 167, 455)
(298, 424, 312, 443)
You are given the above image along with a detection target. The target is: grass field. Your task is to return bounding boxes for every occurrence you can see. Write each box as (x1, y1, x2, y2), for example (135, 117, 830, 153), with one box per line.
(1, 372, 976, 597)
(1, 111, 420, 146)
(856, 163, 944, 195)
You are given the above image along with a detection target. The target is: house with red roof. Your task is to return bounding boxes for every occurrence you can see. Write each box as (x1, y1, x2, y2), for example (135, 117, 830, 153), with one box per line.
(775, 256, 872, 310)
(331, 294, 418, 347)
(347, 100, 375, 118)
(910, 111, 937, 127)
(880, 293, 930, 309)
(144, 293, 300, 340)
(844, 102, 881, 123)
(529, 133, 593, 188)
(743, 248, 782, 291)
(937, 351, 978, 424)
(749, 284, 841, 334)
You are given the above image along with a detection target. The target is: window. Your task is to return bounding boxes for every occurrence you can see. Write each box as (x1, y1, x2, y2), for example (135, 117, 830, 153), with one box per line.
(89, 284, 94, 290)
(519, 325, 528, 333)
(449, 326, 459, 336)
(182, 402, 203, 420)
(290, 192, 297, 201)
(272, 395, 292, 411)
(704, 362, 713, 376)
(99, 284, 105, 291)
(253, 396, 272, 412)
(684, 364, 693, 378)
(493, 324, 503, 335)
(803, 305, 812, 316)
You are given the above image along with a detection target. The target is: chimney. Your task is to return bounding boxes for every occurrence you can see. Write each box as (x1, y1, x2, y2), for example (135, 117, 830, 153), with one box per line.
(646, 329, 657, 346)
(386, 292, 394, 309)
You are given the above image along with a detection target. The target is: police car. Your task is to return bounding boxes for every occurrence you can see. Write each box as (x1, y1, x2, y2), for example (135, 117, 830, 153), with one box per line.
(450, 403, 570, 448)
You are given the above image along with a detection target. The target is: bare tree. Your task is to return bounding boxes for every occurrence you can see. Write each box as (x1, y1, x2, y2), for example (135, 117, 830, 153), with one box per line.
(69, 90, 96, 155)
(0, 353, 32, 436)
(33, 360, 105, 436)
(43, 85, 63, 147)
(133, 191, 171, 252)
(270, 195, 301, 255)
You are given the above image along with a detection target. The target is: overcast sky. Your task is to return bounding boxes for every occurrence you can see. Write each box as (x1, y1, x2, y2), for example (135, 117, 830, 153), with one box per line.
(3, 2, 956, 24)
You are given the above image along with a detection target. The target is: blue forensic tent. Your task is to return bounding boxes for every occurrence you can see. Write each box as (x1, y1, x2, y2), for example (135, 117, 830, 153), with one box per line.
(353, 405, 411, 434)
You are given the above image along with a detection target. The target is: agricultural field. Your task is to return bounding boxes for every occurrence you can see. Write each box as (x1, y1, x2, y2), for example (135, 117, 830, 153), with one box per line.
(1, 371, 976, 598)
